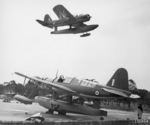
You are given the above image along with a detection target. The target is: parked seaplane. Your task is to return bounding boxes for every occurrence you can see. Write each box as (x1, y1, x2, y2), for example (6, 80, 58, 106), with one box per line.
(14, 68, 139, 117)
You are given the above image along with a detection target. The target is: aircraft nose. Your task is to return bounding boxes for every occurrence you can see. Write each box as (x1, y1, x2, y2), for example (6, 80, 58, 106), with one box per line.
(92, 24, 99, 30)
(87, 15, 91, 18)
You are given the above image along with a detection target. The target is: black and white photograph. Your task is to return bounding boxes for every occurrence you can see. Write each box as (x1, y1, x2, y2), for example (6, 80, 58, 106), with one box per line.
(0, 0, 150, 124)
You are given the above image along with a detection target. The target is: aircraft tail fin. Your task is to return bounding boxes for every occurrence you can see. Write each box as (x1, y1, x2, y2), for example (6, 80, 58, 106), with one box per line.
(44, 14, 52, 23)
(106, 68, 129, 91)
(53, 4, 76, 22)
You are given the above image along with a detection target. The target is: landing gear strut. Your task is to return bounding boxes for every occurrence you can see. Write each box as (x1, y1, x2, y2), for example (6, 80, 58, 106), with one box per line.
(54, 27, 57, 31)
(67, 95, 73, 104)
(69, 25, 72, 29)
(46, 109, 54, 114)
(58, 110, 66, 115)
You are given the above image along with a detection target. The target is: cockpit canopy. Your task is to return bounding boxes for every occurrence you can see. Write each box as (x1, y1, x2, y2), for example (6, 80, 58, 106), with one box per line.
(56, 76, 98, 88)
(57, 75, 73, 83)
(75, 14, 91, 19)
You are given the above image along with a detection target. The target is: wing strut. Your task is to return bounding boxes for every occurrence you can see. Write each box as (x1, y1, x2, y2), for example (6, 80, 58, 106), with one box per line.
(54, 27, 57, 31)
(23, 77, 26, 86)
(67, 94, 73, 104)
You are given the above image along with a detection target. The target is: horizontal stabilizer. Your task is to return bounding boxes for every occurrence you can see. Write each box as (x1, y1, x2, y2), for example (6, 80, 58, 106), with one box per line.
(102, 88, 128, 97)
(130, 94, 140, 99)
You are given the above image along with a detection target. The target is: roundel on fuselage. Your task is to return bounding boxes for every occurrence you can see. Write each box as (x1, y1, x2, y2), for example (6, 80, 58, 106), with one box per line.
(95, 91, 99, 95)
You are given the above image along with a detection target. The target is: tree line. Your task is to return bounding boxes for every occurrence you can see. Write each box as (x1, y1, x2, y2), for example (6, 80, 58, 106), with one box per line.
(0, 80, 51, 99)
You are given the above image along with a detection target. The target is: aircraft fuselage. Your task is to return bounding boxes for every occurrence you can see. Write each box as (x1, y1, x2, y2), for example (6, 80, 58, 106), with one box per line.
(46, 77, 130, 99)
(36, 15, 90, 29)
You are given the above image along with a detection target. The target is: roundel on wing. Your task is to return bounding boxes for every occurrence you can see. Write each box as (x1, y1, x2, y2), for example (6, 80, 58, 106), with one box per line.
(95, 91, 99, 95)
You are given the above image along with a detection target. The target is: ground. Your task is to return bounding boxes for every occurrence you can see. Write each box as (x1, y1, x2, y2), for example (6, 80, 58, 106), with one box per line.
(0, 99, 150, 122)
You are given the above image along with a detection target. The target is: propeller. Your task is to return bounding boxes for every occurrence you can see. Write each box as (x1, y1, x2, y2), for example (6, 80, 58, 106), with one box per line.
(56, 69, 58, 79)
(52, 69, 59, 83)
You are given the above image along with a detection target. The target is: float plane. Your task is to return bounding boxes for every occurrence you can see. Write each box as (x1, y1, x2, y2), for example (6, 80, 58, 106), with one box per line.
(14, 68, 139, 117)
(36, 4, 98, 37)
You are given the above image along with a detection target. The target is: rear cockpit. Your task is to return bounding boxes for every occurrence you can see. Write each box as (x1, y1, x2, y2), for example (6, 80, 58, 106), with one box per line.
(80, 79, 98, 88)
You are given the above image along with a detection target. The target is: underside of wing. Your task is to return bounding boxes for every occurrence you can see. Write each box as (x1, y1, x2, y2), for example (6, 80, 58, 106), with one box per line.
(15, 72, 78, 95)
(53, 4, 76, 22)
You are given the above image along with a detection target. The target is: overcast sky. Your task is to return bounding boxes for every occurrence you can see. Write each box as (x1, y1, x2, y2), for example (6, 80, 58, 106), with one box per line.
(0, 0, 150, 90)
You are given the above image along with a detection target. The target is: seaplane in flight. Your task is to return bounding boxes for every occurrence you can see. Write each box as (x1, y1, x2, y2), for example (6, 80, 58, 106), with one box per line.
(36, 4, 98, 37)
(14, 68, 140, 117)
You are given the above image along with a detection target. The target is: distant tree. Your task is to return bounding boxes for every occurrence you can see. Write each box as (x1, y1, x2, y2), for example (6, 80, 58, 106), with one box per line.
(136, 89, 148, 106)
(15, 83, 25, 94)
(4, 80, 16, 93)
(0, 84, 4, 94)
(137, 89, 148, 100)
(10, 80, 17, 92)
(144, 91, 150, 108)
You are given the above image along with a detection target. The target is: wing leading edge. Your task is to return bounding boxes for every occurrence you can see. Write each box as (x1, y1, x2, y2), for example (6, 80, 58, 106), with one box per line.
(15, 72, 77, 95)
(53, 4, 76, 22)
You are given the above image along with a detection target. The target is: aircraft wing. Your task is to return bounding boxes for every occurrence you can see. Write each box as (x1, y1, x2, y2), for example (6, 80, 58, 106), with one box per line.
(25, 113, 45, 122)
(53, 4, 76, 22)
(27, 113, 42, 118)
(15, 72, 78, 95)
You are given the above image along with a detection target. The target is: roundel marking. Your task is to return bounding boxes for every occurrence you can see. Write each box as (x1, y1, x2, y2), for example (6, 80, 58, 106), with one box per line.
(95, 91, 99, 95)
